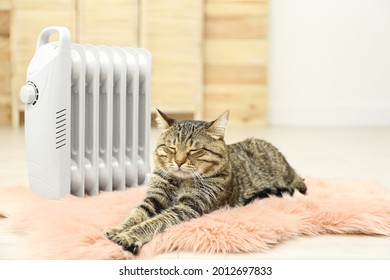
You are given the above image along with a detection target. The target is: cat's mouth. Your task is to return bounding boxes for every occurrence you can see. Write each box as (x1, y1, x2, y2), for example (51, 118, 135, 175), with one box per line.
(174, 170, 189, 176)
(170, 167, 194, 179)
(167, 162, 196, 179)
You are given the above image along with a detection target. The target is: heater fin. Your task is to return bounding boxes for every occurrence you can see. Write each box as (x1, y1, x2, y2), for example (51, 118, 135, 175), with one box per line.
(22, 26, 151, 199)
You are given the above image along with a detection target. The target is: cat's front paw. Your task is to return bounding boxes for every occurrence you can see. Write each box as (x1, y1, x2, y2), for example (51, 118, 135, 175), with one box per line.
(105, 229, 143, 255)
(104, 226, 123, 239)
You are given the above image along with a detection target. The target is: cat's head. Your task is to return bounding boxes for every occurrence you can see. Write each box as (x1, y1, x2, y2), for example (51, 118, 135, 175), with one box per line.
(154, 109, 230, 179)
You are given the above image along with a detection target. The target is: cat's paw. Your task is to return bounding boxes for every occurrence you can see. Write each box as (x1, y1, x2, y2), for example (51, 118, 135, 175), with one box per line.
(107, 230, 143, 254)
(104, 226, 123, 239)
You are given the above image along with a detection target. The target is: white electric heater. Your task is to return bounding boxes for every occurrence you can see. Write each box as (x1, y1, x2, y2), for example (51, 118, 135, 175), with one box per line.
(19, 26, 151, 199)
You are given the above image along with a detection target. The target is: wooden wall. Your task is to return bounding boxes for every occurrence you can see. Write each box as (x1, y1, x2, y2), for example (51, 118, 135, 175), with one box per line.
(141, 0, 203, 119)
(10, 0, 76, 126)
(204, 0, 268, 126)
(3, 0, 268, 127)
(77, 0, 138, 46)
(0, 0, 11, 125)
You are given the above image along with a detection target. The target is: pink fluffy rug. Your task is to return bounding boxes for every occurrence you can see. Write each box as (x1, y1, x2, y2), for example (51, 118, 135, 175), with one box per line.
(0, 176, 390, 259)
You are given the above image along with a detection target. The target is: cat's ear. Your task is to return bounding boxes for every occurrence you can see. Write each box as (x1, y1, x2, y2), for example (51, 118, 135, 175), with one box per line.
(208, 110, 229, 140)
(155, 109, 175, 130)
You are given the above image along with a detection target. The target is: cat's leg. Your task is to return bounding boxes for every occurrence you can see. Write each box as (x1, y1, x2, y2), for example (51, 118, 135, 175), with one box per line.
(291, 175, 307, 194)
(108, 196, 204, 254)
(104, 203, 149, 239)
(242, 176, 307, 205)
(104, 192, 170, 239)
(104, 173, 172, 239)
(242, 186, 287, 205)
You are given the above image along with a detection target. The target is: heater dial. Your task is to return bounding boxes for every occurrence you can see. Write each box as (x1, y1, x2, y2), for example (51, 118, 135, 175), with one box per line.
(20, 82, 38, 104)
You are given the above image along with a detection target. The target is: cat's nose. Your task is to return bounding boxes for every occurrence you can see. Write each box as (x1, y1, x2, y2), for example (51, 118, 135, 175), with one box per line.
(175, 159, 185, 167)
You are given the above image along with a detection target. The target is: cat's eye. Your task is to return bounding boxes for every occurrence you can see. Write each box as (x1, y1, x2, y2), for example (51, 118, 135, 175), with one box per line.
(189, 148, 202, 154)
(166, 146, 176, 153)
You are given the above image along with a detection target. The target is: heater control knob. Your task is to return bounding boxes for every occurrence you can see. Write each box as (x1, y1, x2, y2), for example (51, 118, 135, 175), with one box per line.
(20, 82, 38, 104)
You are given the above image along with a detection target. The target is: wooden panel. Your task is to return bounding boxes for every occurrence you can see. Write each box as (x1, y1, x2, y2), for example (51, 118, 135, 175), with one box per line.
(204, 0, 268, 127)
(205, 39, 267, 65)
(10, 0, 76, 126)
(0, 35, 9, 61)
(206, 0, 267, 17)
(0, 104, 11, 125)
(78, 0, 138, 46)
(206, 15, 267, 39)
(204, 84, 267, 125)
(0, 61, 10, 100)
(205, 65, 267, 85)
(0, 0, 12, 9)
(0, 2, 10, 125)
(0, 10, 10, 35)
(205, 0, 267, 39)
(0, 36, 11, 102)
(141, 0, 203, 119)
(206, 0, 266, 3)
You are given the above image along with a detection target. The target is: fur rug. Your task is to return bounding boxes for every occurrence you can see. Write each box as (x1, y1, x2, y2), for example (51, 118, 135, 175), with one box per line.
(0, 176, 390, 259)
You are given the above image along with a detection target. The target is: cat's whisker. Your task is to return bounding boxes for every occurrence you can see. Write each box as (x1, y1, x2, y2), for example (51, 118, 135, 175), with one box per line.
(192, 170, 204, 197)
(161, 169, 170, 180)
(192, 171, 219, 202)
(196, 170, 235, 197)
(192, 171, 200, 189)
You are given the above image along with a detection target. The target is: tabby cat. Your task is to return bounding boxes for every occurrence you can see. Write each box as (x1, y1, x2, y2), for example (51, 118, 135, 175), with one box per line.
(105, 110, 307, 254)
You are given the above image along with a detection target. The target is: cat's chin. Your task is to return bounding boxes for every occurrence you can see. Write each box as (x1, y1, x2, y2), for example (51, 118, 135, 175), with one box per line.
(170, 170, 193, 179)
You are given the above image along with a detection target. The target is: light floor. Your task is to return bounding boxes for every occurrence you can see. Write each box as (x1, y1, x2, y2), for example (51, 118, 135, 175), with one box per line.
(0, 126, 389, 259)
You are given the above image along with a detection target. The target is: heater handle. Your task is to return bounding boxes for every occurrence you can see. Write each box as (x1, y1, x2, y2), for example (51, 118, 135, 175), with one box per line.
(36, 26, 71, 51)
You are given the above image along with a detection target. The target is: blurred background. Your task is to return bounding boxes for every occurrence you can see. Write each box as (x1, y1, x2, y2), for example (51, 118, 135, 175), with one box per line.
(269, 0, 390, 126)
(0, 0, 389, 127)
(1, 1, 390, 259)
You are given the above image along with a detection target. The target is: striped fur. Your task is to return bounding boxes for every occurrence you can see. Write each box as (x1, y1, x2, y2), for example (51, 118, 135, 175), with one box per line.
(105, 110, 307, 254)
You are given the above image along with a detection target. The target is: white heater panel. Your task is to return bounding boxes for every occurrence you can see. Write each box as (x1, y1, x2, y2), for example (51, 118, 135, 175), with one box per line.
(20, 26, 151, 199)
(70, 44, 86, 197)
